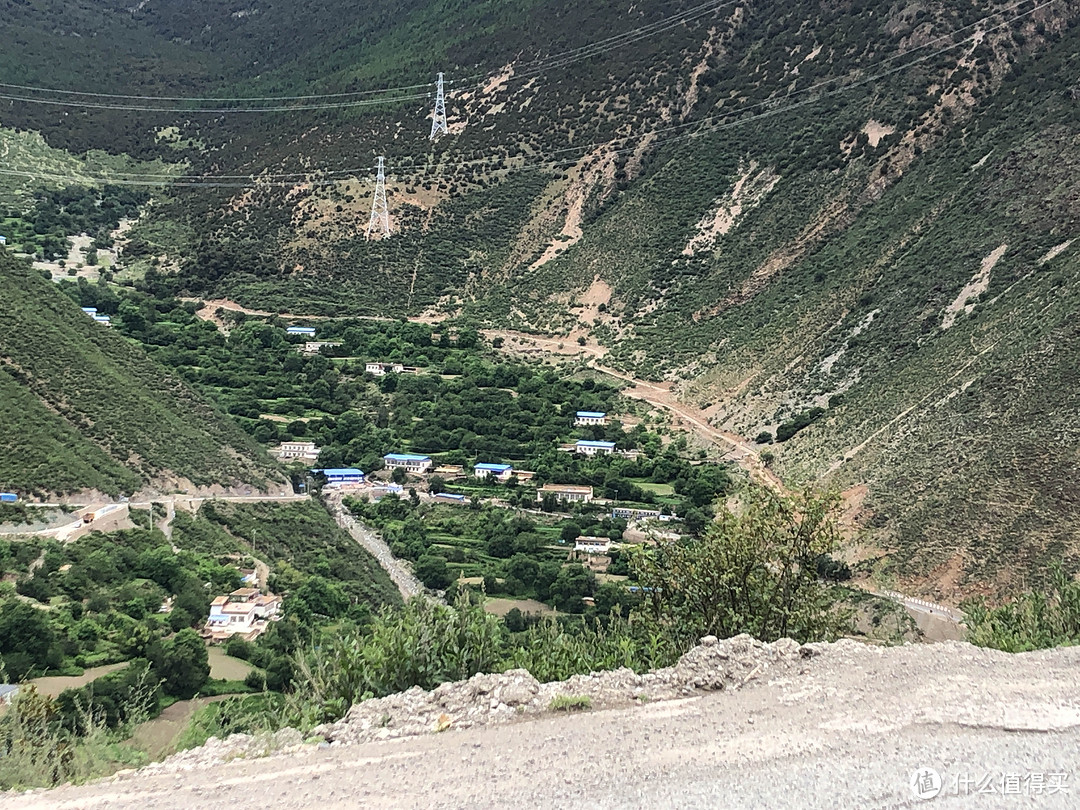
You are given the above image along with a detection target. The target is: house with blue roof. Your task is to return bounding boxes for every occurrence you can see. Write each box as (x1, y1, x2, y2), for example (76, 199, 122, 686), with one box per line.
(286, 326, 317, 337)
(575, 439, 616, 457)
(383, 453, 432, 474)
(574, 410, 608, 426)
(313, 468, 365, 485)
(473, 462, 514, 482)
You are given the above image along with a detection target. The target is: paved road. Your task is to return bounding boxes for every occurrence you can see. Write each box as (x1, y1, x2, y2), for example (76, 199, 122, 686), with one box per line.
(12, 641, 1080, 809)
(20, 494, 310, 543)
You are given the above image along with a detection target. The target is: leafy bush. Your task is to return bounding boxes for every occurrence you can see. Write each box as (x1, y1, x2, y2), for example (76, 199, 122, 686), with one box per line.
(964, 566, 1080, 652)
(632, 488, 850, 647)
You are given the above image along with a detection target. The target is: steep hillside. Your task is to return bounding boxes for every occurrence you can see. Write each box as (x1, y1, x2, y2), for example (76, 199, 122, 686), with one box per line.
(0, 251, 281, 496)
(1, 0, 1078, 595)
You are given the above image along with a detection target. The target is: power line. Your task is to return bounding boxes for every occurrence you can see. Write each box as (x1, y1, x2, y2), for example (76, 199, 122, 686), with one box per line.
(0, 1, 1045, 189)
(0, 90, 433, 114)
(0, 0, 740, 110)
(30, 0, 1038, 184)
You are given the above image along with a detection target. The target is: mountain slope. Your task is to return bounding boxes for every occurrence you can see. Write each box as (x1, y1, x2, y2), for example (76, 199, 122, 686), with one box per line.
(0, 251, 281, 496)
(1, 0, 1078, 594)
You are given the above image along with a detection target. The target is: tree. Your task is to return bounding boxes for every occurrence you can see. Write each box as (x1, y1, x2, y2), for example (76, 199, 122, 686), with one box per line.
(560, 523, 582, 543)
(0, 601, 58, 679)
(428, 475, 447, 495)
(632, 488, 849, 648)
(390, 466, 407, 485)
(293, 576, 350, 619)
(159, 629, 210, 699)
(504, 607, 526, 632)
(506, 554, 539, 587)
(415, 554, 452, 590)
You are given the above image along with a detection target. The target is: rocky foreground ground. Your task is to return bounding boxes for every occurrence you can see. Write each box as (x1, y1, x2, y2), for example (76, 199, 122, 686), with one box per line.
(9, 636, 1080, 809)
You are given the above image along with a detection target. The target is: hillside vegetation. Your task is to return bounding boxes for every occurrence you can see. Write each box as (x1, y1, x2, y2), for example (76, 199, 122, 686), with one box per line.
(0, 0, 1077, 594)
(0, 252, 280, 496)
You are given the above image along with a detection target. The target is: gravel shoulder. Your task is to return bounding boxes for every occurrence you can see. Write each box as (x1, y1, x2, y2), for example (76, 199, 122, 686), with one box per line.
(11, 638, 1080, 810)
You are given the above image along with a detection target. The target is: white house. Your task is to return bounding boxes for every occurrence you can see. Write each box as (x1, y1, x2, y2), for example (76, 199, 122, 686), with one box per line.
(301, 341, 342, 355)
(0, 235, 7, 246)
(366, 362, 406, 376)
(276, 441, 321, 462)
(576, 440, 616, 456)
(538, 484, 594, 503)
(0, 684, 18, 705)
(203, 588, 282, 642)
(286, 326, 317, 337)
(473, 463, 514, 482)
(92, 314, 112, 327)
(575, 410, 608, 426)
(574, 536, 612, 554)
(383, 453, 432, 474)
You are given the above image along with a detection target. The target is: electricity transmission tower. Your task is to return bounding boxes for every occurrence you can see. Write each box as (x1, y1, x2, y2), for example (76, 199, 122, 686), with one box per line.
(366, 156, 390, 238)
(429, 72, 448, 140)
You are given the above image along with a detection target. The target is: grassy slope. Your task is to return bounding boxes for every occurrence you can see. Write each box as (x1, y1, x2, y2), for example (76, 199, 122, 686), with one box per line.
(0, 251, 281, 496)
(197, 500, 403, 611)
(1, 0, 1077, 594)
(523, 30, 1080, 595)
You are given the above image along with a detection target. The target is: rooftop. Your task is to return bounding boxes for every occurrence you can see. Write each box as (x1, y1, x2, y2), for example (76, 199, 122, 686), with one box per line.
(576, 411, 607, 418)
(576, 440, 617, 448)
(315, 468, 365, 477)
(540, 484, 593, 493)
(385, 453, 432, 462)
(475, 463, 513, 472)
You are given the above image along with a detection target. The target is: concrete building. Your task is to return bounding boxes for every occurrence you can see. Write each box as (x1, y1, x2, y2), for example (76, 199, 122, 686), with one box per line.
(366, 362, 407, 376)
(538, 484, 594, 504)
(301, 341, 342, 355)
(314, 468, 365, 485)
(576, 440, 616, 456)
(286, 326, 317, 337)
(473, 463, 514, 482)
(574, 536, 612, 554)
(434, 492, 467, 504)
(383, 453, 433, 474)
(277, 441, 321, 462)
(575, 410, 608, 426)
(611, 507, 662, 521)
(203, 588, 281, 642)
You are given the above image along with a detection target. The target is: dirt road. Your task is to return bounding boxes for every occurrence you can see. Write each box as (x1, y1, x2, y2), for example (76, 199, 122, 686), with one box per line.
(13, 640, 1080, 809)
(325, 494, 425, 600)
(589, 362, 783, 491)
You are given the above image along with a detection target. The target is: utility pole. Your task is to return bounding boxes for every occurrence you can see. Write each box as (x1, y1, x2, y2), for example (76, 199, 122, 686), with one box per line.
(366, 156, 390, 238)
(429, 72, 448, 141)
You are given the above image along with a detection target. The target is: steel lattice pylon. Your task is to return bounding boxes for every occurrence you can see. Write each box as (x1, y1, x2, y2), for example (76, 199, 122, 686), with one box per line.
(366, 156, 390, 238)
(429, 72, 448, 140)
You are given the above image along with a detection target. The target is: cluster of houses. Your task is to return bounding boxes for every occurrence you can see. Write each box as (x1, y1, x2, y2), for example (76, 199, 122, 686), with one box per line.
(202, 587, 282, 642)
(80, 306, 111, 327)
